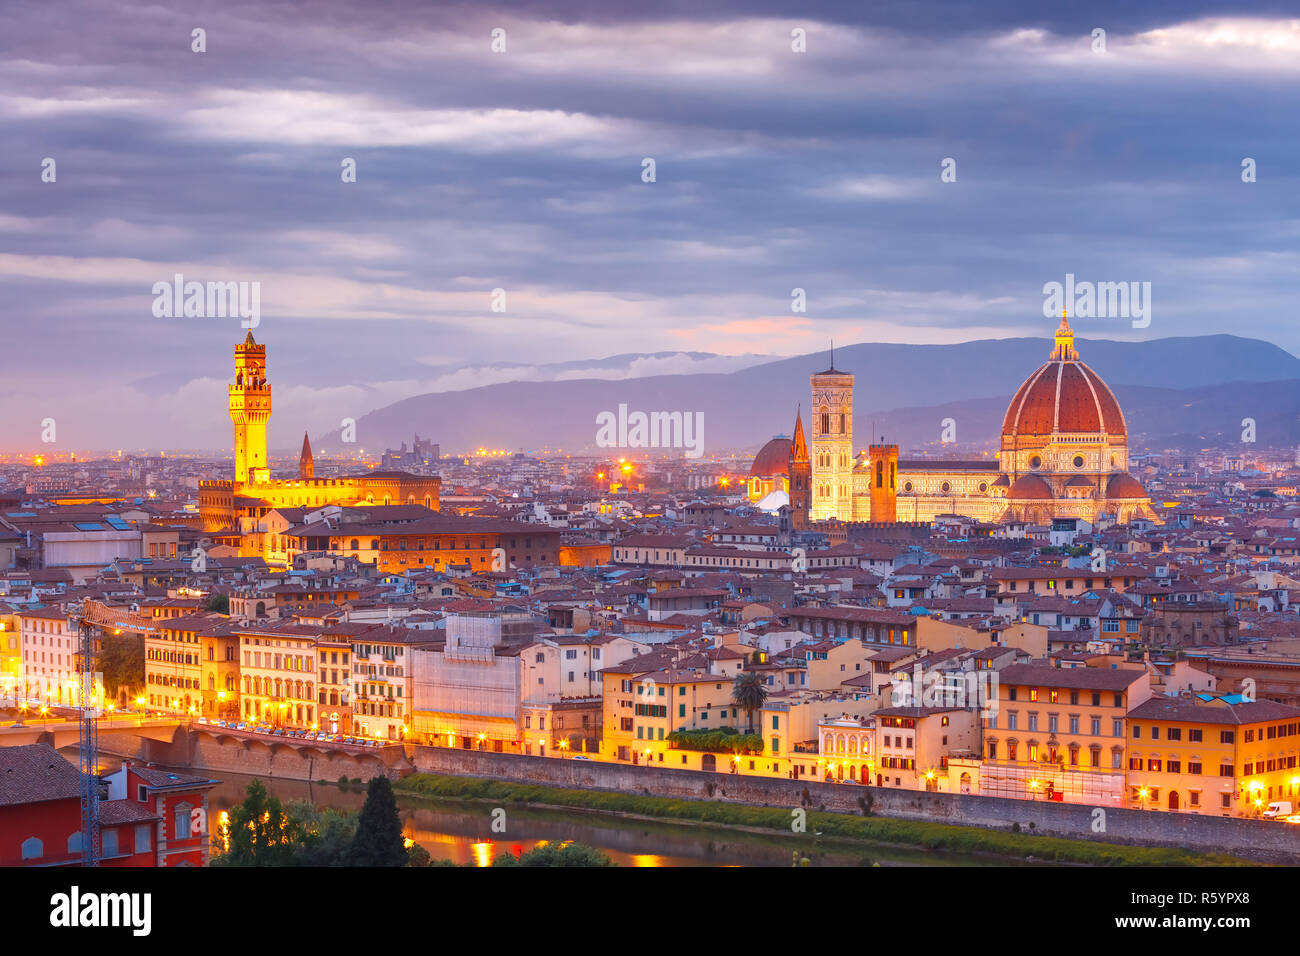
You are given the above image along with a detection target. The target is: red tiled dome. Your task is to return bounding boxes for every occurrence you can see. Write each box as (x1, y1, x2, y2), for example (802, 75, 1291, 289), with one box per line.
(1003, 361, 1126, 438)
(1007, 474, 1054, 500)
(749, 437, 793, 478)
(1105, 472, 1147, 499)
(1002, 317, 1126, 439)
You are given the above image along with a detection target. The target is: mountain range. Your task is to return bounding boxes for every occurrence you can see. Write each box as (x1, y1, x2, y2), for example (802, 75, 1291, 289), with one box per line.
(317, 335, 1300, 456)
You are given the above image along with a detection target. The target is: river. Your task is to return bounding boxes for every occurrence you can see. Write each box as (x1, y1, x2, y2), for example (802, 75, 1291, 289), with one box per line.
(202, 769, 1022, 867)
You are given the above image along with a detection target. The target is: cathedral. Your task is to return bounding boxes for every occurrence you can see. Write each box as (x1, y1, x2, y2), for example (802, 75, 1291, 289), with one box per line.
(199, 333, 440, 531)
(749, 314, 1157, 527)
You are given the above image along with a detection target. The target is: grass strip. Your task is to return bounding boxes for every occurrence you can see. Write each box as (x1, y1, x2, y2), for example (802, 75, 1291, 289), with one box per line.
(394, 773, 1251, 866)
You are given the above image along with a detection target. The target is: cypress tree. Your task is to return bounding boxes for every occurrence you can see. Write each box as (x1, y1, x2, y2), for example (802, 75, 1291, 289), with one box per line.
(345, 776, 407, 867)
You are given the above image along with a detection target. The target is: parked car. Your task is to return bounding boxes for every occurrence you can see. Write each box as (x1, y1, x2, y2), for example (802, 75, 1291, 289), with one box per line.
(235, 722, 249, 730)
(571, 755, 593, 761)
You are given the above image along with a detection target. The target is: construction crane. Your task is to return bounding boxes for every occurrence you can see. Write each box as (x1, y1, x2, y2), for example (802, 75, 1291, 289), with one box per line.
(72, 615, 102, 867)
(68, 600, 153, 867)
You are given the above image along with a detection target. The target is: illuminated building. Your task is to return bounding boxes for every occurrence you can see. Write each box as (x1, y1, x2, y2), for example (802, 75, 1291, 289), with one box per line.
(16, 606, 78, 705)
(789, 315, 1158, 525)
(1125, 694, 1300, 816)
(199, 333, 440, 533)
(980, 663, 1149, 806)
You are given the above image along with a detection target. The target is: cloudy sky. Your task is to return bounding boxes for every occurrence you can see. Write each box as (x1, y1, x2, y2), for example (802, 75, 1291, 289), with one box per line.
(3, 0, 1298, 453)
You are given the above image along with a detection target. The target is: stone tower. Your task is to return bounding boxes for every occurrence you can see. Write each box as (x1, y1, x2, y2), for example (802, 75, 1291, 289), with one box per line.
(810, 346, 854, 522)
(228, 331, 271, 485)
(299, 431, 314, 480)
(788, 407, 811, 531)
(867, 441, 899, 522)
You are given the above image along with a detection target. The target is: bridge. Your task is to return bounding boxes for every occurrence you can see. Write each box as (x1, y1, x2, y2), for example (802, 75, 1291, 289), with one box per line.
(0, 719, 412, 781)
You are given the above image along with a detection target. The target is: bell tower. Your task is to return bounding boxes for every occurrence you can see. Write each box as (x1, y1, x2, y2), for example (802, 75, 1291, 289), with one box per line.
(788, 407, 811, 531)
(867, 441, 898, 522)
(810, 343, 854, 522)
(229, 332, 271, 485)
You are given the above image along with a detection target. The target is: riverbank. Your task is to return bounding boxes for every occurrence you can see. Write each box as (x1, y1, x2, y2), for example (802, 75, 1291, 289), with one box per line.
(395, 773, 1254, 866)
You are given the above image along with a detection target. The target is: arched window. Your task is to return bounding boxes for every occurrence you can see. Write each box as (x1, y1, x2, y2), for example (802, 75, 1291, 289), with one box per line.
(67, 832, 83, 856)
(350, 539, 359, 550)
(21, 837, 43, 860)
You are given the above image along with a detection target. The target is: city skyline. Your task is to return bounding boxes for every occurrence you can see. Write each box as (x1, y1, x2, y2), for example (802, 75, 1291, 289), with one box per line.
(3, 1, 1300, 450)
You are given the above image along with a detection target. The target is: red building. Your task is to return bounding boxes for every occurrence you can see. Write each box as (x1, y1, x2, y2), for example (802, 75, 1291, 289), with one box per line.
(104, 762, 219, 866)
(0, 744, 217, 867)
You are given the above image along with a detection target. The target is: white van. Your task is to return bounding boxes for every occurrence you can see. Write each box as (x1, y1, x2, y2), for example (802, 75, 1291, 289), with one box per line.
(1262, 801, 1294, 819)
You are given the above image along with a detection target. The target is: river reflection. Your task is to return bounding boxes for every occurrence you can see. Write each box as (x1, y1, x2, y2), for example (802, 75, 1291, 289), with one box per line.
(201, 769, 1008, 868)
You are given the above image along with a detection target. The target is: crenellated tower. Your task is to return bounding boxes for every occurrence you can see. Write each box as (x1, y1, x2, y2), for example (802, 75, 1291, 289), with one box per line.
(228, 331, 271, 485)
(867, 441, 899, 522)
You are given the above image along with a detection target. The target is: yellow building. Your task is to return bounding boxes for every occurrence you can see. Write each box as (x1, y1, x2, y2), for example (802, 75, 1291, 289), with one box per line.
(199, 334, 440, 533)
(916, 616, 1049, 657)
(236, 621, 327, 730)
(599, 663, 752, 769)
(145, 615, 208, 715)
(981, 662, 1151, 807)
(1125, 694, 1300, 816)
(0, 612, 19, 698)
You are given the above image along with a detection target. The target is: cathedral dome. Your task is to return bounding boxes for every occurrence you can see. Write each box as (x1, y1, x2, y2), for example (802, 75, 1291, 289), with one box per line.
(749, 437, 793, 478)
(1002, 314, 1126, 439)
(1105, 472, 1148, 499)
(1007, 474, 1054, 500)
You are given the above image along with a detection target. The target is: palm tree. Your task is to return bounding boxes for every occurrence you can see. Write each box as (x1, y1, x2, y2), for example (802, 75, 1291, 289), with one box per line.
(732, 671, 768, 733)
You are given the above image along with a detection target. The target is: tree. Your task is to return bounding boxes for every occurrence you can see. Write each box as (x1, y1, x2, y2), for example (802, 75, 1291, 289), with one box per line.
(345, 776, 407, 867)
(731, 671, 768, 733)
(493, 842, 612, 867)
(205, 593, 230, 613)
(284, 800, 356, 867)
(98, 632, 144, 701)
(215, 780, 302, 867)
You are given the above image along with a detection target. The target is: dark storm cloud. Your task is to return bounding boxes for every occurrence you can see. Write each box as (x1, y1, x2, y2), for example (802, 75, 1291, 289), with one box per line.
(0, 0, 1297, 450)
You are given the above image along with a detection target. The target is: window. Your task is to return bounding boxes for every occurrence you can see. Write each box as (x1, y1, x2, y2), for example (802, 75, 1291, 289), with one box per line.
(21, 837, 43, 860)
(175, 805, 193, 840)
(135, 824, 151, 854)
(1189, 729, 1202, 743)
(102, 828, 119, 857)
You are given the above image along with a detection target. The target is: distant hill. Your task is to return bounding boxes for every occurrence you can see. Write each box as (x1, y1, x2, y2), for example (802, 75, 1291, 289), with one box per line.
(317, 334, 1300, 454)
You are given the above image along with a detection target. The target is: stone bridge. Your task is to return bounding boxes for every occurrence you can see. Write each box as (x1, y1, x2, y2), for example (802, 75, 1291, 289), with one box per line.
(0, 721, 412, 782)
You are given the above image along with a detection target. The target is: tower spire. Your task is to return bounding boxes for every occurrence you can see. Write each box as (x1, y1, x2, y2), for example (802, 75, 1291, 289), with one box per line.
(1051, 308, 1078, 361)
(299, 431, 314, 480)
(791, 405, 808, 462)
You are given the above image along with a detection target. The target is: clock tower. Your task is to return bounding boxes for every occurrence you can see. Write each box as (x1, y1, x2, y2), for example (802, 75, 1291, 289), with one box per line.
(228, 331, 271, 484)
